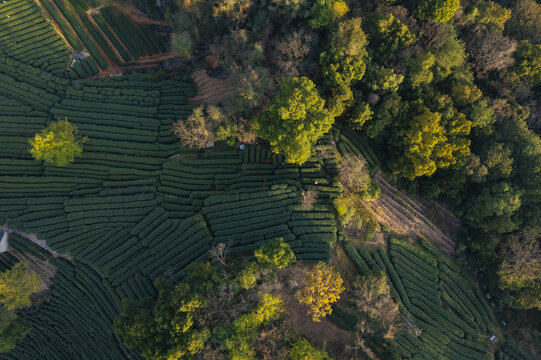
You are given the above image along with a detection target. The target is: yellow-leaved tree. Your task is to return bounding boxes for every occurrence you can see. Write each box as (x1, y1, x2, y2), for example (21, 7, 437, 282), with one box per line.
(28, 118, 87, 167)
(295, 262, 345, 322)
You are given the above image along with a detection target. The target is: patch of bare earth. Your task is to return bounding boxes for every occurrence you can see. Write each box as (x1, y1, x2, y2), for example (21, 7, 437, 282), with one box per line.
(189, 69, 236, 104)
(362, 171, 457, 256)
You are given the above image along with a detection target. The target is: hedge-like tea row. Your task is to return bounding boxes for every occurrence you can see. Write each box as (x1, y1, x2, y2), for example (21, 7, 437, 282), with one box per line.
(343, 238, 502, 360)
(0, 0, 69, 74)
(1, 257, 138, 360)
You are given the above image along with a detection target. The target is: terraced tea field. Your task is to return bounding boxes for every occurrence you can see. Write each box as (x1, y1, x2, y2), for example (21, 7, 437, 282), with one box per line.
(0, 0, 533, 358)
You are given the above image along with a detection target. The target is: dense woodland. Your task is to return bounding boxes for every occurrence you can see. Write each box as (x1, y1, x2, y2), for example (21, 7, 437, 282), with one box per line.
(0, 0, 539, 358)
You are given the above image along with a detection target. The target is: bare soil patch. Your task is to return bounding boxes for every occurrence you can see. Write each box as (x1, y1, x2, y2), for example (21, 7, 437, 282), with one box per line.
(362, 171, 457, 256)
(189, 69, 237, 104)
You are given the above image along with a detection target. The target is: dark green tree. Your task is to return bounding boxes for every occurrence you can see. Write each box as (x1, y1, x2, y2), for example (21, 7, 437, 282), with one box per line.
(255, 77, 334, 165)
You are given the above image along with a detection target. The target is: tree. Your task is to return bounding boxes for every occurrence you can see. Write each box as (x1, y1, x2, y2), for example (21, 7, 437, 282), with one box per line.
(309, 0, 348, 29)
(171, 32, 193, 58)
(295, 262, 345, 322)
(464, 0, 511, 32)
(330, 17, 368, 58)
(464, 26, 517, 78)
(514, 41, 541, 87)
(254, 238, 296, 269)
(255, 77, 334, 165)
(407, 52, 436, 88)
(462, 181, 522, 233)
(498, 234, 541, 310)
(173, 105, 238, 148)
(506, 0, 541, 44)
(414, 0, 459, 22)
(289, 338, 333, 360)
(449, 79, 482, 108)
(430, 30, 466, 79)
(225, 293, 284, 359)
(320, 18, 369, 118)
(352, 272, 400, 339)
(300, 189, 318, 210)
(338, 155, 371, 193)
(363, 64, 404, 95)
(367, 14, 416, 62)
(237, 262, 260, 290)
(349, 102, 374, 130)
(466, 100, 496, 128)
(113, 277, 209, 359)
(393, 108, 456, 179)
(0, 308, 31, 353)
(0, 263, 41, 311)
(28, 118, 86, 167)
(0, 263, 41, 353)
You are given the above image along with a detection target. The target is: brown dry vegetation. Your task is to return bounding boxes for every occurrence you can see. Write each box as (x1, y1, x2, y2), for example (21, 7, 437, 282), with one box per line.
(189, 69, 237, 104)
(362, 171, 458, 256)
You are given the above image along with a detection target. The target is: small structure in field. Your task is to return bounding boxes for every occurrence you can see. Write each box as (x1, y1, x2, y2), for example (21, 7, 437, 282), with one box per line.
(0, 231, 9, 253)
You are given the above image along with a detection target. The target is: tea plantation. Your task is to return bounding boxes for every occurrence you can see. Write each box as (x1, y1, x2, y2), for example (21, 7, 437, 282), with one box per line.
(341, 237, 533, 360)
(0, 0, 534, 358)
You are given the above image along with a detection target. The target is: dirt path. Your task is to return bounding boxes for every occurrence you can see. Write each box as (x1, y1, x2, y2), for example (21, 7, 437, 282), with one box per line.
(112, 3, 170, 26)
(189, 69, 237, 104)
(36, 0, 83, 54)
(363, 171, 457, 256)
(85, 12, 127, 64)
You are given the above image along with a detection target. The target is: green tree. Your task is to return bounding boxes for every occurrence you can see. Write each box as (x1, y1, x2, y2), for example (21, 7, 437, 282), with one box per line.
(367, 14, 416, 62)
(171, 32, 193, 58)
(466, 100, 496, 129)
(0, 308, 30, 353)
(289, 338, 333, 360)
(309, 0, 349, 29)
(320, 18, 369, 118)
(0, 263, 41, 311)
(225, 293, 284, 359)
(514, 41, 541, 86)
(393, 107, 468, 179)
(430, 31, 466, 79)
(365, 93, 402, 139)
(463, 182, 522, 233)
(237, 262, 260, 290)
(0, 263, 41, 353)
(449, 79, 482, 108)
(506, 0, 541, 43)
(255, 77, 334, 165)
(113, 277, 209, 359)
(407, 52, 436, 88)
(28, 118, 86, 167)
(465, 0, 511, 32)
(254, 238, 296, 269)
(414, 0, 459, 22)
(363, 64, 404, 94)
(349, 102, 373, 130)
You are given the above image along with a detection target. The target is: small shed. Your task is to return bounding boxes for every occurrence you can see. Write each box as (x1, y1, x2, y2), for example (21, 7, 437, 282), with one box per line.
(0, 232, 8, 253)
(75, 54, 85, 61)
